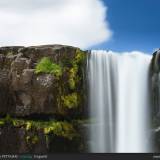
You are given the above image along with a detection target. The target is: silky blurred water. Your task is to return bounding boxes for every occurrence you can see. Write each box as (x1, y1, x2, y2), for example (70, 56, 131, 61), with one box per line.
(88, 50, 152, 153)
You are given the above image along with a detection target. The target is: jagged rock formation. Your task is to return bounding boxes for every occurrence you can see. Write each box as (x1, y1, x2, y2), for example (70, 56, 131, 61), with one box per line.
(0, 45, 88, 153)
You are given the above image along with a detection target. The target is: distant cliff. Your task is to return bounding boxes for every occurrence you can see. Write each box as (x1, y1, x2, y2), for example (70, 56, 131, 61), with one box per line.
(0, 45, 88, 153)
(150, 49, 160, 152)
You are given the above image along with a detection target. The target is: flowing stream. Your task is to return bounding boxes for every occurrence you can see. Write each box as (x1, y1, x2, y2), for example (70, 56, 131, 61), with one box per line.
(88, 50, 152, 153)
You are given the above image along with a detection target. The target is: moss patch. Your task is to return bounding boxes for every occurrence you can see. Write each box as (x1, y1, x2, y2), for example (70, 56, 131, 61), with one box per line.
(26, 135, 39, 144)
(0, 120, 4, 126)
(61, 93, 78, 109)
(35, 57, 62, 78)
(68, 49, 86, 90)
(33, 49, 86, 115)
(57, 49, 86, 112)
(0, 117, 78, 140)
(68, 66, 78, 90)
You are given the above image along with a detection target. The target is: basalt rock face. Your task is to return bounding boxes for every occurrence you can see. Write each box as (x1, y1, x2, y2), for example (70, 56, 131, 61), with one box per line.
(150, 49, 160, 152)
(0, 45, 87, 117)
(0, 45, 88, 153)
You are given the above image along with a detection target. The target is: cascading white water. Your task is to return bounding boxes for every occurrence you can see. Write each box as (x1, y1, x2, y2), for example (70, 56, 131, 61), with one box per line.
(88, 50, 152, 153)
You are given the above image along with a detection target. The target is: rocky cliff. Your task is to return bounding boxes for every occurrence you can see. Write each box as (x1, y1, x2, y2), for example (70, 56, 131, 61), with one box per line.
(1, 45, 160, 153)
(0, 45, 88, 153)
(150, 49, 160, 152)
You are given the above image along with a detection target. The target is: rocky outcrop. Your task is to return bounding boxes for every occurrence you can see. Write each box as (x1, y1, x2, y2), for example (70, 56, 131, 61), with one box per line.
(0, 45, 88, 153)
(150, 49, 160, 152)
(0, 45, 87, 117)
(0, 118, 86, 153)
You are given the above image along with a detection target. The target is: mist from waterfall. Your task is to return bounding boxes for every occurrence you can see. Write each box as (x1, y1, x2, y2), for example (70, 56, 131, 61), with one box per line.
(88, 50, 152, 153)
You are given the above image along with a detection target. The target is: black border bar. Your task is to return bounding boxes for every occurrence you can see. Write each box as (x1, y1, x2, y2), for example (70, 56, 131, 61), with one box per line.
(0, 153, 158, 160)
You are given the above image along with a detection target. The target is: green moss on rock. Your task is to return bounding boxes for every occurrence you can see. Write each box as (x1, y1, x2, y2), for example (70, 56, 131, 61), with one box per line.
(44, 121, 78, 140)
(68, 49, 86, 90)
(58, 49, 86, 109)
(35, 57, 62, 78)
(0, 120, 4, 126)
(0, 118, 79, 140)
(61, 93, 78, 109)
(26, 135, 39, 144)
(68, 65, 78, 90)
(74, 49, 86, 64)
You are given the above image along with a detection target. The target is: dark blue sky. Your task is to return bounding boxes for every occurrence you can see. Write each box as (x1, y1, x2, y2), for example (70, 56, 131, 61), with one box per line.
(92, 0, 160, 53)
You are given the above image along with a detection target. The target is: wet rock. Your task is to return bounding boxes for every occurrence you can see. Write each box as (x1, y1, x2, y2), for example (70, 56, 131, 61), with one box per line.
(0, 125, 47, 154)
(150, 49, 160, 152)
(151, 50, 160, 122)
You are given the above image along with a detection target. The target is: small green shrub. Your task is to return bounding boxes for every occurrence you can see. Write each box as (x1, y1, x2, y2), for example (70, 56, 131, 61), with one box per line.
(35, 57, 62, 77)
(61, 93, 78, 109)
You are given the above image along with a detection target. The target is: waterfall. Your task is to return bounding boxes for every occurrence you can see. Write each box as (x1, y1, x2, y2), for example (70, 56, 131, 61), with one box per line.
(88, 50, 152, 153)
